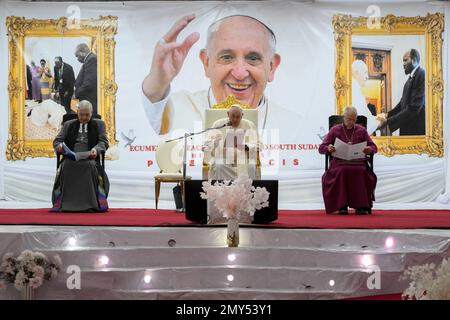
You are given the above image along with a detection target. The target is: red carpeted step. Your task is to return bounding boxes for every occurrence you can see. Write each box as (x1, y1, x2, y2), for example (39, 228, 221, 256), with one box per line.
(343, 293, 403, 300)
(0, 209, 450, 228)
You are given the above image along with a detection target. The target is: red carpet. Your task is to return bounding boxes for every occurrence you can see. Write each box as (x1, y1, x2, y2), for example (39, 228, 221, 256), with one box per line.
(344, 293, 402, 300)
(0, 208, 450, 228)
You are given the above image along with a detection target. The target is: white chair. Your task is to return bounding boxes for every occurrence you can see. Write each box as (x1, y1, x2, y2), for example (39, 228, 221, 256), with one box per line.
(154, 140, 191, 209)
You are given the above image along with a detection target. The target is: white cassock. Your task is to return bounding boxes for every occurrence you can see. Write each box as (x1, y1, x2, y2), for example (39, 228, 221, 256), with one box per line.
(204, 117, 258, 224)
(204, 117, 259, 181)
(351, 80, 379, 135)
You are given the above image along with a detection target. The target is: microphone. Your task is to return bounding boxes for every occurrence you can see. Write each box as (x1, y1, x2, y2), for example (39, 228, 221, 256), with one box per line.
(165, 121, 232, 143)
(213, 121, 231, 129)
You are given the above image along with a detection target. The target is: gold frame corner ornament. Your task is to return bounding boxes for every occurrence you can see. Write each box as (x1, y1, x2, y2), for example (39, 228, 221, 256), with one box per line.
(6, 15, 118, 160)
(333, 13, 444, 157)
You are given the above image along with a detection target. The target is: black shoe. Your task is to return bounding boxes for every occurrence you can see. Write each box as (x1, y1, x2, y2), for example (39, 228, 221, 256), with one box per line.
(355, 208, 369, 215)
(338, 206, 348, 215)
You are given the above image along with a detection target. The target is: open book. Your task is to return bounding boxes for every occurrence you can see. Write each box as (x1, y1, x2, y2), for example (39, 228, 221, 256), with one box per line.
(333, 137, 367, 161)
(61, 142, 91, 161)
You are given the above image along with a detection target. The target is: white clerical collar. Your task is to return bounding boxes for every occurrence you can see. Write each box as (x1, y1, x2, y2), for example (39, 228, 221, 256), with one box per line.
(83, 52, 92, 63)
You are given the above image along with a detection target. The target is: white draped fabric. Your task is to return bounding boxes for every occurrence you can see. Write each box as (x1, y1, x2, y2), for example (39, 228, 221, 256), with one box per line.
(0, 0, 449, 209)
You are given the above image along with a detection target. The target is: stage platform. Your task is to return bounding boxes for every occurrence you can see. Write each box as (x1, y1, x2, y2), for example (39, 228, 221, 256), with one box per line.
(0, 208, 450, 299)
(0, 208, 450, 229)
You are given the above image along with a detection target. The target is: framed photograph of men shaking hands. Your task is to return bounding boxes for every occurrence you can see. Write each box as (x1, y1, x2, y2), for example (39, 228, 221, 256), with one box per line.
(5, 15, 118, 160)
(333, 13, 444, 157)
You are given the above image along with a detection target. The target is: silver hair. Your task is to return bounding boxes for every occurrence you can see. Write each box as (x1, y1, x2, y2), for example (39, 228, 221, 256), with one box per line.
(205, 15, 276, 56)
(77, 100, 93, 114)
(229, 104, 243, 114)
(343, 106, 358, 116)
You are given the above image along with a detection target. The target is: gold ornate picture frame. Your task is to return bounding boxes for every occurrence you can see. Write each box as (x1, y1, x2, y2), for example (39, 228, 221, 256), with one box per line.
(333, 13, 444, 157)
(6, 15, 118, 160)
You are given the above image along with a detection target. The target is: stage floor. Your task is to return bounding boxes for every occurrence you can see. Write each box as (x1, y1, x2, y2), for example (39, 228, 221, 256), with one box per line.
(1, 208, 450, 299)
(0, 208, 450, 229)
(0, 225, 449, 300)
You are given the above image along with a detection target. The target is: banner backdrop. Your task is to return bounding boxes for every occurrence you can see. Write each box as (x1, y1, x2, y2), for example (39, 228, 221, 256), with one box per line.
(0, 0, 449, 209)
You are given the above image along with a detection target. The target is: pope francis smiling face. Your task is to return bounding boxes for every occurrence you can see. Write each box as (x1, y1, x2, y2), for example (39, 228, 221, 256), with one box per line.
(200, 16, 281, 108)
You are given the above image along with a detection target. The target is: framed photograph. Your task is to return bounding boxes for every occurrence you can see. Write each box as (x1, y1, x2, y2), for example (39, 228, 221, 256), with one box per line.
(6, 16, 118, 160)
(333, 13, 444, 156)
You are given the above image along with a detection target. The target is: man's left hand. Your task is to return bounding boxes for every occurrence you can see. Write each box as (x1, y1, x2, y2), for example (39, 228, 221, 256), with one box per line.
(376, 113, 387, 126)
(90, 148, 98, 159)
(363, 146, 372, 155)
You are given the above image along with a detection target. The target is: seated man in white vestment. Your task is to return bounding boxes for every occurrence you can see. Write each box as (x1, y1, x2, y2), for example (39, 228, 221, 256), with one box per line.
(204, 105, 259, 180)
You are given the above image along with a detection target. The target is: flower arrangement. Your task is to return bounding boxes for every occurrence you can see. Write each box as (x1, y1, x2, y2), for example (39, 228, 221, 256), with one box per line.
(200, 174, 270, 220)
(0, 250, 62, 291)
(402, 258, 450, 300)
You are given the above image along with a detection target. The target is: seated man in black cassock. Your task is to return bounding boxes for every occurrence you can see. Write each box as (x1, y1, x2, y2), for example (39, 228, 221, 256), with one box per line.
(51, 100, 109, 212)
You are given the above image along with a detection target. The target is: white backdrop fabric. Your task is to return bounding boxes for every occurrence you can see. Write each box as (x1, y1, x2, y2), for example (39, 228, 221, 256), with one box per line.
(0, 0, 449, 209)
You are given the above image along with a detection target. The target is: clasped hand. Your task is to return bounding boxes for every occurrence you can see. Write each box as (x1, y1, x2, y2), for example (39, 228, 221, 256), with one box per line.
(376, 113, 387, 126)
(89, 148, 97, 159)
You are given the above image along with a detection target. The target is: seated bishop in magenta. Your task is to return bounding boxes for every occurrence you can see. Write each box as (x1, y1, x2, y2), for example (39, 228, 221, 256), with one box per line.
(318, 106, 377, 215)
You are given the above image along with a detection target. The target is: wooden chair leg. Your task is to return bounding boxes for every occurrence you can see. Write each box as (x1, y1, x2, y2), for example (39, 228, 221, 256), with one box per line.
(180, 180, 185, 210)
(155, 179, 161, 210)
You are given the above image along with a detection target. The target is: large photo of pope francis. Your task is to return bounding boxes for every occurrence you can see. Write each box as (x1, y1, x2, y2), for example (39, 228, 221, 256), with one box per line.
(141, 14, 304, 176)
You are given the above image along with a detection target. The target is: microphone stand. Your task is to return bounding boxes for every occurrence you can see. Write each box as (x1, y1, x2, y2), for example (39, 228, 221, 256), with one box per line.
(165, 123, 229, 212)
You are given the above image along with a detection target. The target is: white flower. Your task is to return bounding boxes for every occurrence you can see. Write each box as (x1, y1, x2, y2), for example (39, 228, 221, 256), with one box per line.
(17, 250, 34, 262)
(2, 252, 14, 262)
(34, 252, 47, 261)
(29, 277, 43, 289)
(49, 267, 58, 280)
(403, 258, 450, 300)
(14, 278, 24, 291)
(52, 255, 62, 269)
(32, 266, 45, 278)
(23, 258, 36, 267)
(2, 250, 60, 288)
(4, 265, 15, 275)
(201, 173, 270, 220)
(1, 260, 12, 270)
(15, 270, 25, 279)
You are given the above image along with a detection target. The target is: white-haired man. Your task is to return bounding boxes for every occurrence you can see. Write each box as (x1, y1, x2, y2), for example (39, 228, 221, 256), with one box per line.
(319, 106, 377, 215)
(203, 105, 259, 180)
(351, 59, 380, 135)
(52, 100, 109, 212)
